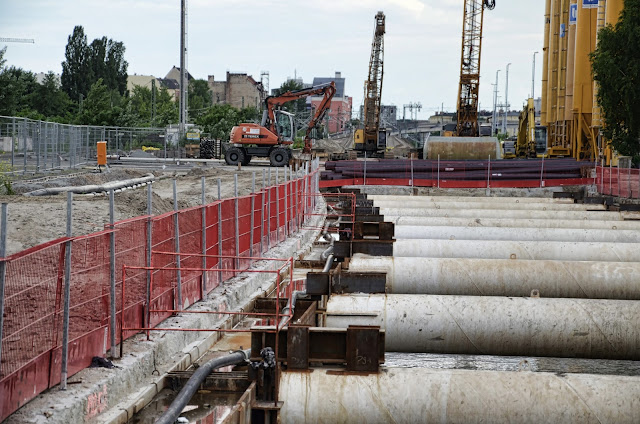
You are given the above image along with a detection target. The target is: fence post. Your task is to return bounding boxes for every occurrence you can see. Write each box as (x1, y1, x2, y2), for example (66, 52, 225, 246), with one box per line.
(36, 120, 41, 172)
(60, 192, 72, 390)
(410, 156, 414, 190)
(250, 172, 255, 258)
(0, 204, 8, 375)
(260, 169, 265, 255)
(22, 118, 27, 174)
(540, 155, 544, 188)
(173, 180, 182, 310)
(146, 183, 152, 338)
(617, 165, 621, 197)
(234, 174, 240, 273)
(609, 160, 612, 195)
(201, 177, 207, 298)
(11, 117, 15, 168)
(217, 178, 223, 285)
(267, 177, 272, 250)
(276, 169, 280, 242)
(43, 122, 48, 171)
(109, 190, 117, 358)
(437, 154, 440, 189)
(284, 167, 289, 237)
(364, 151, 367, 186)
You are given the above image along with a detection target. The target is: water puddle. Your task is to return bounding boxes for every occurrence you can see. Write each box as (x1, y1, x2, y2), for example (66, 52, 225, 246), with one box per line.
(130, 389, 240, 424)
(385, 352, 640, 376)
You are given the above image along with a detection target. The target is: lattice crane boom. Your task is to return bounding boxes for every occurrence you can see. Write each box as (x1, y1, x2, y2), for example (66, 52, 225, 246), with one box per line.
(456, 0, 495, 137)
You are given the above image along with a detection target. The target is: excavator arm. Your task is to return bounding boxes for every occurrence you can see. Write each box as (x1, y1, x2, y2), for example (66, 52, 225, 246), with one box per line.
(262, 82, 337, 153)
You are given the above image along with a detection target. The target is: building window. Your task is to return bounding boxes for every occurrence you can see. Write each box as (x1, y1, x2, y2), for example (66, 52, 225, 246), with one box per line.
(242, 96, 245, 108)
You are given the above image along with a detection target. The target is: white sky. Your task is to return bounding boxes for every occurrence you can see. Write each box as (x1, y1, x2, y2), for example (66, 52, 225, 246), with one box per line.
(1, 0, 545, 118)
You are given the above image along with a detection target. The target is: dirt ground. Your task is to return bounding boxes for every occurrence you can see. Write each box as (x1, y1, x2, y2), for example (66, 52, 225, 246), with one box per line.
(1, 162, 282, 256)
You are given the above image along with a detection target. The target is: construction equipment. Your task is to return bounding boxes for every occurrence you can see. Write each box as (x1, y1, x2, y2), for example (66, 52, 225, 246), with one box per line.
(456, 0, 495, 137)
(355, 11, 387, 156)
(513, 98, 548, 158)
(224, 82, 336, 167)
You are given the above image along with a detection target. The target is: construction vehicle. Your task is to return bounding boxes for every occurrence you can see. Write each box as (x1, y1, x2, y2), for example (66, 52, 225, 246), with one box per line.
(455, 0, 495, 137)
(513, 98, 548, 158)
(354, 11, 387, 156)
(224, 82, 336, 167)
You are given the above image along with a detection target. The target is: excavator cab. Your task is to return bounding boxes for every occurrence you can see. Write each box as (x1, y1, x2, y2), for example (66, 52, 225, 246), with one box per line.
(534, 126, 548, 156)
(275, 110, 295, 142)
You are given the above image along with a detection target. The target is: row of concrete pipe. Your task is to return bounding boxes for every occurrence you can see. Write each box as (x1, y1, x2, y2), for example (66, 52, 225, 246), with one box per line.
(280, 195, 640, 423)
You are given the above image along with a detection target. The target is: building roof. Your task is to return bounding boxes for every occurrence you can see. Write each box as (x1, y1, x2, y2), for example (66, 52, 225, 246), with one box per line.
(312, 77, 345, 98)
(159, 78, 180, 90)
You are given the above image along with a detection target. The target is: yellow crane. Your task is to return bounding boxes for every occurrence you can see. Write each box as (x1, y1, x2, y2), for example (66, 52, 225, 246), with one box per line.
(354, 11, 386, 156)
(456, 0, 495, 137)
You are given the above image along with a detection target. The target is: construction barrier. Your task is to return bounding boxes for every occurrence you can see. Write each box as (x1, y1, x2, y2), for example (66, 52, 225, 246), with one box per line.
(0, 162, 320, 421)
(596, 165, 640, 199)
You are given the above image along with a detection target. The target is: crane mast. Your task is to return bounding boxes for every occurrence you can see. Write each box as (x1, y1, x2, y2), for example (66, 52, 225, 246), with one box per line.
(456, 0, 495, 137)
(357, 11, 386, 154)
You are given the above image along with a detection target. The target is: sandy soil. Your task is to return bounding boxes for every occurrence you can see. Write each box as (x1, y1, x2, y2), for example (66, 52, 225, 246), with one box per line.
(1, 163, 280, 256)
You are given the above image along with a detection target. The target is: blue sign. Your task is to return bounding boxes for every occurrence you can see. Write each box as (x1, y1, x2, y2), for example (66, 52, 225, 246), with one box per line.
(560, 23, 566, 37)
(570, 4, 578, 24)
(582, 0, 599, 8)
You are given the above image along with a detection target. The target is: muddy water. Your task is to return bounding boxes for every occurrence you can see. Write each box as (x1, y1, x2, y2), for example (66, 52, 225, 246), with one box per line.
(130, 389, 240, 424)
(385, 352, 640, 376)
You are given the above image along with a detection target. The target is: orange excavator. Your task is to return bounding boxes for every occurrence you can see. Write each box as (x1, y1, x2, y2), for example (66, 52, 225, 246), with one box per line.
(225, 81, 336, 167)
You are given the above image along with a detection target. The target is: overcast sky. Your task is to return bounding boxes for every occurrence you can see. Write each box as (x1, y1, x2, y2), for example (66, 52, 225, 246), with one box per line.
(1, 0, 545, 118)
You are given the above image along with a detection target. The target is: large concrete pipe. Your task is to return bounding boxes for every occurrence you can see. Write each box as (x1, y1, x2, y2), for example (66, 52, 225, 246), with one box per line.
(368, 194, 575, 204)
(394, 239, 640, 261)
(347, 255, 640, 299)
(386, 216, 640, 231)
(279, 368, 640, 424)
(394, 225, 640, 243)
(380, 207, 633, 221)
(372, 199, 605, 211)
(324, 294, 640, 359)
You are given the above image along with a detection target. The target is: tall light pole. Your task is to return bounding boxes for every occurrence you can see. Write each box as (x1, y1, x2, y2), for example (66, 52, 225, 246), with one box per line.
(179, 0, 188, 140)
(492, 70, 500, 136)
(503, 63, 511, 135)
(531, 51, 539, 99)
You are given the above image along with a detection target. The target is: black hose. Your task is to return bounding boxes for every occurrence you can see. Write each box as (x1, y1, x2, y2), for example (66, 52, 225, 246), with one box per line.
(155, 349, 251, 424)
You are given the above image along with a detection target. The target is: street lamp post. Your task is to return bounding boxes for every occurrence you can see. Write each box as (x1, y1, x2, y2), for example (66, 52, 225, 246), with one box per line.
(531, 51, 539, 99)
(503, 63, 511, 135)
(492, 70, 500, 136)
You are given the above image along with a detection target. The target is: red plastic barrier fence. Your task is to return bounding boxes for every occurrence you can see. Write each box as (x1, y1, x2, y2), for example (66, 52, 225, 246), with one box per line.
(0, 166, 320, 422)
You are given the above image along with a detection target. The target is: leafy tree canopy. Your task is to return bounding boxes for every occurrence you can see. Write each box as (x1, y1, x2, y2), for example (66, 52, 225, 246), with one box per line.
(591, 1, 640, 160)
(61, 25, 128, 102)
(195, 104, 260, 140)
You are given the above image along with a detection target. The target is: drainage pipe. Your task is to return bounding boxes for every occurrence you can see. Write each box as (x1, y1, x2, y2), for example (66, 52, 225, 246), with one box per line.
(24, 174, 155, 196)
(324, 294, 640, 359)
(379, 207, 632, 221)
(155, 349, 251, 424)
(393, 239, 640, 262)
(347, 255, 640, 299)
(279, 368, 640, 424)
(394, 225, 640, 243)
(372, 199, 605, 211)
(369, 194, 575, 204)
(386, 216, 640, 231)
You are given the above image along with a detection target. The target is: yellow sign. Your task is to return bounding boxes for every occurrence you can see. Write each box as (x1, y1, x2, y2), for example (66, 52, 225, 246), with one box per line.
(186, 132, 200, 140)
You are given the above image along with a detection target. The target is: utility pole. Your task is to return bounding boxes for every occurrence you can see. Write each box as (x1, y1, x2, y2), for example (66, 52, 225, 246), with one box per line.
(532, 51, 539, 99)
(491, 70, 500, 136)
(179, 0, 188, 140)
(502, 63, 511, 135)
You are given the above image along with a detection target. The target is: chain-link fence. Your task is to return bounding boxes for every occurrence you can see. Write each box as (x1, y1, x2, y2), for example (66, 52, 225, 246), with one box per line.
(0, 116, 168, 174)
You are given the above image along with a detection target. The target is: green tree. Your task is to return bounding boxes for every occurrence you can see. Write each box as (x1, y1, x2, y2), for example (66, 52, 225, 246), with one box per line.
(61, 25, 91, 102)
(188, 79, 212, 121)
(154, 87, 179, 127)
(272, 79, 306, 113)
(76, 78, 125, 126)
(591, 1, 640, 159)
(195, 104, 240, 140)
(129, 85, 152, 125)
(61, 26, 129, 101)
(0, 64, 38, 116)
(239, 106, 260, 123)
(32, 72, 74, 120)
